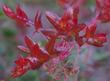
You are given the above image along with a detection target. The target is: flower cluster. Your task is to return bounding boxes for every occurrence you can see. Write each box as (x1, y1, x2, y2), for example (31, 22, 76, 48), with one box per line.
(2, 0, 108, 79)
(96, 0, 110, 22)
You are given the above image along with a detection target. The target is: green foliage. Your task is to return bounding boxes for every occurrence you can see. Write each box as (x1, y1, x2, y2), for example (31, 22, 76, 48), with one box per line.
(0, 9, 4, 17)
(87, 0, 95, 7)
(2, 28, 17, 38)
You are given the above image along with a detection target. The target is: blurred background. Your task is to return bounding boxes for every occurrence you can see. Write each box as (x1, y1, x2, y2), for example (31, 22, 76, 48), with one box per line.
(0, 0, 110, 81)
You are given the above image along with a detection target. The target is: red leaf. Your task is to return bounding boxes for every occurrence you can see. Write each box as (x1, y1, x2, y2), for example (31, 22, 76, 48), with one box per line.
(97, 11, 110, 22)
(31, 44, 50, 63)
(15, 5, 29, 26)
(11, 66, 27, 78)
(96, 0, 103, 9)
(2, 5, 16, 19)
(73, 23, 86, 34)
(46, 11, 62, 32)
(3, 5, 29, 27)
(11, 56, 30, 78)
(41, 29, 56, 39)
(15, 56, 29, 66)
(96, 0, 110, 22)
(87, 33, 107, 47)
(17, 45, 30, 53)
(87, 41, 103, 47)
(72, 7, 79, 25)
(45, 37, 58, 57)
(60, 11, 70, 23)
(24, 36, 35, 51)
(34, 10, 42, 31)
(94, 33, 107, 43)
(16, 5, 28, 20)
(75, 36, 85, 46)
(58, 12, 71, 31)
(29, 60, 42, 70)
(78, 23, 86, 31)
(89, 24, 96, 33)
(85, 24, 96, 38)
